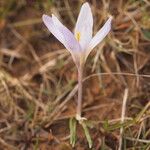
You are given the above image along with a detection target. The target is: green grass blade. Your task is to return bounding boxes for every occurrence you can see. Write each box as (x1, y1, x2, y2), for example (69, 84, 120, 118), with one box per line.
(81, 121, 93, 148)
(69, 117, 77, 147)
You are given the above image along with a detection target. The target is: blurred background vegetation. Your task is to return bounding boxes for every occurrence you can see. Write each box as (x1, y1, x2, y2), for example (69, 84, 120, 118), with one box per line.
(0, 0, 150, 149)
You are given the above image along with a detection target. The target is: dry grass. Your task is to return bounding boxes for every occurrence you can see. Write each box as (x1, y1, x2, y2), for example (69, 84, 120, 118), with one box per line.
(0, 0, 150, 149)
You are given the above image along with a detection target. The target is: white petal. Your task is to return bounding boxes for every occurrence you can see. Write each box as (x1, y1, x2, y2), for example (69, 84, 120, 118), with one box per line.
(88, 17, 112, 50)
(74, 2, 93, 51)
(52, 15, 81, 54)
(85, 17, 112, 60)
(42, 14, 81, 66)
(42, 14, 65, 45)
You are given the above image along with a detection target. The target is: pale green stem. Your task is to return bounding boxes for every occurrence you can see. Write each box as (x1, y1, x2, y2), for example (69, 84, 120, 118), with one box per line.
(76, 65, 83, 118)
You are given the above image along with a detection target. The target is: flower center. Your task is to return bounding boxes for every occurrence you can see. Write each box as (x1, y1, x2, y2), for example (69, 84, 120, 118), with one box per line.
(75, 32, 81, 41)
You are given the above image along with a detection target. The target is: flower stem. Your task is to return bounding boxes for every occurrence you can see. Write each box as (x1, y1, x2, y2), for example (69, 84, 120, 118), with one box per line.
(76, 65, 83, 119)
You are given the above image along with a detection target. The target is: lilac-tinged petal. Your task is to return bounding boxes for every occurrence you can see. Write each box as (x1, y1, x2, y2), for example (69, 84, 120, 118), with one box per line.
(88, 17, 112, 50)
(52, 15, 81, 54)
(85, 17, 112, 60)
(75, 2, 93, 51)
(42, 15, 65, 45)
(42, 14, 81, 66)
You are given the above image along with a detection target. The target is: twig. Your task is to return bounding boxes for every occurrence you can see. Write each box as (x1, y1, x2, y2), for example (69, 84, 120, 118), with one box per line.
(84, 72, 150, 81)
(125, 137, 150, 144)
(118, 88, 128, 150)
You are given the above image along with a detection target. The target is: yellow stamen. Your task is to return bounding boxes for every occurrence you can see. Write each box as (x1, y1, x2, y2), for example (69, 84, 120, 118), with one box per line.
(76, 32, 81, 41)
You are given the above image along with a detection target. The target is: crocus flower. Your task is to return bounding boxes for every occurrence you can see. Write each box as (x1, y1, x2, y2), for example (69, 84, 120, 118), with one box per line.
(42, 2, 112, 121)
(42, 2, 112, 68)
